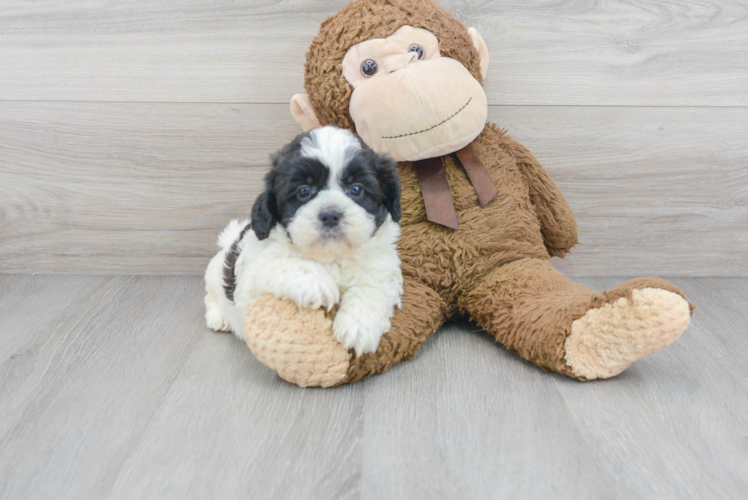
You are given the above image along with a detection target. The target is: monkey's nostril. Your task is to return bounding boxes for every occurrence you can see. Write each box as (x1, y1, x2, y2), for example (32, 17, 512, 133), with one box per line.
(319, 210, 343, 228)
(388, 53, 418, 73)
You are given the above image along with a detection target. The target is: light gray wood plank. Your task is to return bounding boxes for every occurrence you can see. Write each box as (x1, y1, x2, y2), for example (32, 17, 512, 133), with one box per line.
(0, 276, 205, 500)
(674, 278, 748, 361)
(0, 275, 363, 500)
(0, 275, 111, 436)
(360, 277, 748, 500)
(359, 322, 619, 500)
(0, 102, 292, 275)
(0, 276, 746, 499)
(0, 0, 746, 105)
(1, 102, 745, 276)
(0, 275, 110, 360)
(500, 106, 748, 277)
(552, 277, 748, 499)
(108, 324, 363, 500)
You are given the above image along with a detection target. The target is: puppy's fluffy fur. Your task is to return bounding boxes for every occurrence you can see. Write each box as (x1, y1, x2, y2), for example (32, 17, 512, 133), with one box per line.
(204, 126, 403, 356)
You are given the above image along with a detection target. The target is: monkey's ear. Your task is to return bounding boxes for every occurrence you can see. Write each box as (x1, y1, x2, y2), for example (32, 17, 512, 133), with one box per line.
(290, 94, 322, 131)
(251, 191, 278, 240)
(375, 155, 401, 223)
(468, 28, 489, 80)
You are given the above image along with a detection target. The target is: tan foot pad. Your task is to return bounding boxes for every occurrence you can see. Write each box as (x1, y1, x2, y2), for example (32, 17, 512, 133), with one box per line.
(565, 288, 691, 379)
(244, 295, 351, 388)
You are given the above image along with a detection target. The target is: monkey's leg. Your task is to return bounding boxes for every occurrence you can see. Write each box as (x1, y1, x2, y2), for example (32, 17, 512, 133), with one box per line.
(243, 296, 350, 388)
(342, 277, 448, 384)
(244, 277, 447, 387)
(458, 258, 694, 380)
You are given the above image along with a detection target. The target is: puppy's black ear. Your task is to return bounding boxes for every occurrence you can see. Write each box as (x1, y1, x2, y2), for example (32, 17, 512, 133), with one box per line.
(251, 190, 278, 240)
(375, 154, 401, 223)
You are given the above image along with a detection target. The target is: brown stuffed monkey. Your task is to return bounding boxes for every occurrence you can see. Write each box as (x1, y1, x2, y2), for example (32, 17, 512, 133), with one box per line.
(242, 0, 694, 387)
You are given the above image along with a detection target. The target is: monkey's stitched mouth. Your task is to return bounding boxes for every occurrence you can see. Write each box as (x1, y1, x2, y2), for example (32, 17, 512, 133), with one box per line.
(381, 97, 472, 140)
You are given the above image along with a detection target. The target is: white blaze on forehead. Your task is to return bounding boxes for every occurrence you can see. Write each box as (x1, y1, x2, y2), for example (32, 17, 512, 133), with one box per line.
(301, 126, 362, 187)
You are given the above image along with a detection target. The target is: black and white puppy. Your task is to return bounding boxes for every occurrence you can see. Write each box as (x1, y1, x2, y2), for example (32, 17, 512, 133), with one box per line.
(204, 126, 403, 356)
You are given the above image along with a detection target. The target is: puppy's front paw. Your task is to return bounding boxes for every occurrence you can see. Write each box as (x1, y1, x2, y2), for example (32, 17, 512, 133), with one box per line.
(287, 273, 340, 312)
(332, 307, 389, 356)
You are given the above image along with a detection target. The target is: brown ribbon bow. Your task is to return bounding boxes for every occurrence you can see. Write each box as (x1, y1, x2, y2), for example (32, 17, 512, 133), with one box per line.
(413, 144, 499, 230)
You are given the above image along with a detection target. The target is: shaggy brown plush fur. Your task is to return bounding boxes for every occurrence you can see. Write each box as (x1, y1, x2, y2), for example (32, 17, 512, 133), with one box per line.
(243, 0, 694, 386)
(305, 0, 483, 132)
(342, 122, 693, 384)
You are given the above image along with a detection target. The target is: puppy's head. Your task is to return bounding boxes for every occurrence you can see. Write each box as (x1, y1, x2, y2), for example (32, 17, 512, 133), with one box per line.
(251, 126, 400, 258)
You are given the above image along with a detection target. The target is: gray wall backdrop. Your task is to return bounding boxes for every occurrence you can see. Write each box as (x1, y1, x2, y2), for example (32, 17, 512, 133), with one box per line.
(1, 0, 746, 276)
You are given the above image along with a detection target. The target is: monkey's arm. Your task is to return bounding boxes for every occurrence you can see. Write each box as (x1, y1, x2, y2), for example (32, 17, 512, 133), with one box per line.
(509, 140, 579, 258)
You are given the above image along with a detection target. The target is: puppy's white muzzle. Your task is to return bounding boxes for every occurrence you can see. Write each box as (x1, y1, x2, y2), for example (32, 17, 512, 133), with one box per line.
(286, 190, 376, 260)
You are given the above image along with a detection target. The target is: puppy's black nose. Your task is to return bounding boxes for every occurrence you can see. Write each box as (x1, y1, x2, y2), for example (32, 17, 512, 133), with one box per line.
(319, 209, 343, 228)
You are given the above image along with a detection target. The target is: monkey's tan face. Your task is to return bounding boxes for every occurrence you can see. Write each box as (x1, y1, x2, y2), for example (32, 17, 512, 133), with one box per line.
(342, 26, 488, 162)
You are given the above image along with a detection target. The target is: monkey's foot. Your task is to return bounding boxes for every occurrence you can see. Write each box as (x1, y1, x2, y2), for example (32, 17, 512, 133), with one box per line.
(244, 295, 351, 387)
(564, 287, 691, 379)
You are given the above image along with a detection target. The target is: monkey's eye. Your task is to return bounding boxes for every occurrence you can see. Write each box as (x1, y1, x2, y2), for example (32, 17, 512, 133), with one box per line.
(348, 184, 364, 198)
(408, 44, 424, 60)
(297, 186, 312, 201)
(361, 59, 378, 77)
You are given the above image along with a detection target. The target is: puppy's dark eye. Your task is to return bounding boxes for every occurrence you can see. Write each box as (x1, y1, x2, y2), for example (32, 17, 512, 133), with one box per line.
(348, 184, 364, 198)
(297, 186, 312, 200)
(361, 59, 378, 77)
(408, 44, 424, 60)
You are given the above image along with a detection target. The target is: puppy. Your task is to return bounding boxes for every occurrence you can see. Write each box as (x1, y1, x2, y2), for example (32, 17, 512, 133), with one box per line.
(204, 126, 403, 356)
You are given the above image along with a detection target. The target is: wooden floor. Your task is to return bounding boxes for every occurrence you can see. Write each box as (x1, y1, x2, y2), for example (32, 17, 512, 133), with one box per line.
(0, 275, 746, 499)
